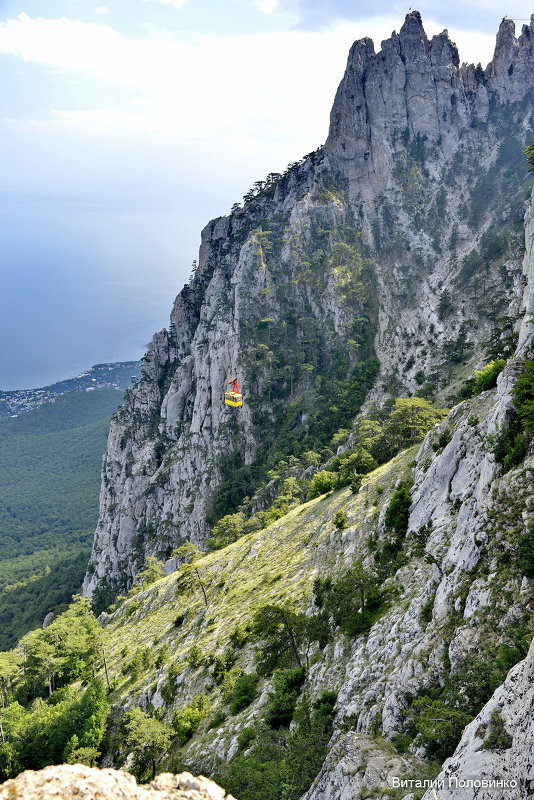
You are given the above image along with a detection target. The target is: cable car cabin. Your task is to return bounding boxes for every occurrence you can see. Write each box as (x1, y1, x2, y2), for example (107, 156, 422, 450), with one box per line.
(224, 390, 243, 407)
(224, 377, 243, 407)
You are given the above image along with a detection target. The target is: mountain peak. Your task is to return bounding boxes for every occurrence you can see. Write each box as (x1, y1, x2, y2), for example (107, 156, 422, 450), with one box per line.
(399, 9, 426, 37)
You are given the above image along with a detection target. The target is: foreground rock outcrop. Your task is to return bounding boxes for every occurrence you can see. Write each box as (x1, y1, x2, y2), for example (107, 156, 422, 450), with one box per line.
(0, 766, 236, 800)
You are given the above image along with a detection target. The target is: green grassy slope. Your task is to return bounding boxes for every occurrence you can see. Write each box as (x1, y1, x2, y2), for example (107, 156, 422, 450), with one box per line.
(0, 389, 122, 649)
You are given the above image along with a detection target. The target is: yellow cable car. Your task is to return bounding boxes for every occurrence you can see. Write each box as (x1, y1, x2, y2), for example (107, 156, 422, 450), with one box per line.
(224, 377, 243, 408)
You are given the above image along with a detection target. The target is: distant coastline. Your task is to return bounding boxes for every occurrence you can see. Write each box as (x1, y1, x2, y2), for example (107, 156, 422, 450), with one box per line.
(0, 360, 140, 419)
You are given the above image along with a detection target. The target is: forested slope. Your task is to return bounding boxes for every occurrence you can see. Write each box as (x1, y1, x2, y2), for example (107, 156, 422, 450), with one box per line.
(0, 389, 124, 648)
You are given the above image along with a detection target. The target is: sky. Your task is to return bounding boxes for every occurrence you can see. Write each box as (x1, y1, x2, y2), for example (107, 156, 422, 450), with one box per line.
(0, 0, 530, 389)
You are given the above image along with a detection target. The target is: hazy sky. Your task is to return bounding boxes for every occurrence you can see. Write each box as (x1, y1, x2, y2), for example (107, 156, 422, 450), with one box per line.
(0, 0, 525, 389)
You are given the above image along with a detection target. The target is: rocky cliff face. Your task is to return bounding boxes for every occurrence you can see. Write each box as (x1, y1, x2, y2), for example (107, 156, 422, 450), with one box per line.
(418, 637, 534, 800)
(74, 183, 534, 799)
(300, 188, 534, 800)
(84, 12, 534, 604)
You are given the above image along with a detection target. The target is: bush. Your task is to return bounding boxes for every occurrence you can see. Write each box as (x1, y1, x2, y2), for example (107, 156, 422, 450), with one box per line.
(133, 556, 165, 589)
(483, 710, 512, 750)
(411, 696, 472, 761)
(313, 562, 385, 638)
(487, 419, 528, 470)
(384, 484, 412, 535)
(161, 662, 180, 704)
(213, 690, 337, 800)
(212, 650, 237, 684)
(236, 726, 256, 751)
(307, 471, 337, 499)
(349, 473, 364, 493)
(516, 527, 534, 577)
(420, 593, 435, 624)
(207, 710, 227, 730)
(230, 674, 260, 715)
(172, 695, 211, 744)
(333, 510, 348, 530)
(264, 668, 306, 728)
(187, 645, 203, 669)
(124, 648, 153, 680)
(336, 449, 377, 485)
(432, 428, 452, 450)
(208, 513, 245, 551)
(472, 360, 506, 395)
(229, 624, 249, 649)
(512, 358, 534, 433)
(155, 644, 170, 668)
(407, 642, 529, 761)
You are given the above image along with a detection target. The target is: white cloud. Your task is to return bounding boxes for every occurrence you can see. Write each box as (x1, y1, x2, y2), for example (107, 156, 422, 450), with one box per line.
(254, 0, 281, 12)
(0, 11, 497, 187)
(144, 0, 190, 8)
(95, 7, 109, 14)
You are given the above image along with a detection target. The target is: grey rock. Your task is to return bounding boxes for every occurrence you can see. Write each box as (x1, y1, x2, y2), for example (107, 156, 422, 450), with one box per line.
(0, 766, 236, 800)
(83, 13, 534, 600)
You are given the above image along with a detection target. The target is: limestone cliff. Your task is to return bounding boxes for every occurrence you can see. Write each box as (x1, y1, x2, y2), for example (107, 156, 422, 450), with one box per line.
(84, 12, 534, 609)
(85, 121, 534, 800)
(418, 638, 534, 799)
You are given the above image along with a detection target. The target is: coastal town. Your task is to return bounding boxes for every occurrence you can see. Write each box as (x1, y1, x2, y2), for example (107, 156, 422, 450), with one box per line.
(0, 361, 140, 419)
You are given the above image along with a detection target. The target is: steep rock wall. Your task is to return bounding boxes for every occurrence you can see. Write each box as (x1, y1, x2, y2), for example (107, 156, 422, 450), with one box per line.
(301, 187, 534, 800)
(87, 190, 534, 800)
(417, 638, 534, 799)
(84, 13, 534, 601)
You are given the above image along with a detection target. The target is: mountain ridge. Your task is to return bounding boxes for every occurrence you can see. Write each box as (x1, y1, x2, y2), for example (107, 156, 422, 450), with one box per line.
(83, 12, 534, 604)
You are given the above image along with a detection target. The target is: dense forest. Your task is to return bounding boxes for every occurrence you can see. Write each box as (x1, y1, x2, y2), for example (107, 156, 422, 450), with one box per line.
(0, 389, 124, 649)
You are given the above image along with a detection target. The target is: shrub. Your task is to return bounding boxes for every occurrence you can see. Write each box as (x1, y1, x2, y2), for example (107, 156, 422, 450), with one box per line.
(516, 527, 534, 577)
(384, 484, 412, 535)
(208, 513, 245, 551)
(125, 601, 141, 617)
(333, 510, 348, 530)
(251, 605, 308, 675)
(187, 645, 203, 669)
(65, 746, 100, 766)
(313, 562, 384, 637)
(349, 473, 364, 493)
(432, 428, 452, 451)
(155, 644, 170, 668)
(133, 556, 165, 589)
(512, 358, 534, 433)
(487, 419, 528, 470)
(172, 695, 211, 744)
(483, 710, 512, 750)
(411, 696, 471, 761)
(407, 642, 529, 762)
(124, 648, 153, 680)
(236, 726, 256, 751)
(307, 471, 337, 499)
(230, 673, 260, 715)
(213, 690, 336, 800)
(212, 650, 237, 684)
(336, 449, 377, 485)
(161, 662, 180, 704)
(472, 360, 506, 395)
(264, 667, 306, 728)
(420, 593, 435, 624)
(208, 710, 227, 730)
(229, 624, 249, 649)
